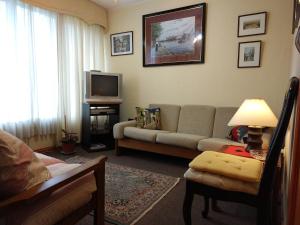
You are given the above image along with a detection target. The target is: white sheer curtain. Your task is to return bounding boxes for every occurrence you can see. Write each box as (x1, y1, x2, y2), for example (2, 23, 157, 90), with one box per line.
(0, 0, 106, 140)
(0, 0, 58, 138)
(57, 14, 105, 140)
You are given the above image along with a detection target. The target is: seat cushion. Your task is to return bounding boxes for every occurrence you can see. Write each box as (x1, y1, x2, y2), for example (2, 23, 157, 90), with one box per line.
(5, 162, 96, 225)
(149, 104, 181, 132)
(124, 127, 169, 143)
(189, 151, 263, 182)
(212, 107, 238, 138)
(177, 105, 215, 136)
(197, 138, 245, 151)
(156, 133, 207, 149)
(184, 168, 259, 195)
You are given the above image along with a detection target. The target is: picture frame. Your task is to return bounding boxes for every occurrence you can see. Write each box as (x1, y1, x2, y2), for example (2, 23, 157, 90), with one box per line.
(296, 27, 300, 53)
(142, 3, 206, 67)
(293, 0, 300, 33)
(111, 31, 133, 56)
(238, 41, 262, 68)
(238, 12, 267, 37)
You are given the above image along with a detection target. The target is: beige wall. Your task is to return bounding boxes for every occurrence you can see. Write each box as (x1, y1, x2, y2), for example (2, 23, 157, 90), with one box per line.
(107, 0, 294, 121)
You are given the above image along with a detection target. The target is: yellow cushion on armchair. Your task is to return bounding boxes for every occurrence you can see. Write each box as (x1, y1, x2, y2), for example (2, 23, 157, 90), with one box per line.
(189, 151, 263, 182)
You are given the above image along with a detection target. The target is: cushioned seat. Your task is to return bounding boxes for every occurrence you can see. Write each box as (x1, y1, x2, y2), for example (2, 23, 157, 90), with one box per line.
(197, 138, 245, 151)
(189, 151, 263, 182)
(124, 127, 169, 143)
(184, 168, 259, 195)
(184, 151, 263, 195)
(6, 162, 96, 225)
(156, 133, 207, 149)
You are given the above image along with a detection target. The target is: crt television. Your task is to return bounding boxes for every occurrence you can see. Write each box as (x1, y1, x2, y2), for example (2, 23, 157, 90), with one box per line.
(84, 71, 122, 103)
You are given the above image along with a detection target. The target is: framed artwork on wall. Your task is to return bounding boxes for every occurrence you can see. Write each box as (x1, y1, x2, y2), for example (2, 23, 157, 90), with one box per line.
(238, 41, 262, 68)
(293, 0, 300, 33)
(238, 12, 267, 37)
(142, 3, 206, 67)
(111, 31, 133, 56)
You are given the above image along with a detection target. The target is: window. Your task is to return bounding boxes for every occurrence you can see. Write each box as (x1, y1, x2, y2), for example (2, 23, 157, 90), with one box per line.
(0, 0, 58, 137)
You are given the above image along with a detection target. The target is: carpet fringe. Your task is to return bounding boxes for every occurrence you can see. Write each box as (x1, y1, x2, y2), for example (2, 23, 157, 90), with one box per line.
(129, 177, 181, 225)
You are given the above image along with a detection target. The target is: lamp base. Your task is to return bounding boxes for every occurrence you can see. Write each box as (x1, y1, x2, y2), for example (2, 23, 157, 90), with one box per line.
(246, 126, 263, 151)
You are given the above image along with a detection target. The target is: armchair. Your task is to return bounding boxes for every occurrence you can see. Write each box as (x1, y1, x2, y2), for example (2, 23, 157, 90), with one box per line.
(182, 77, 299, 225)
(0, 154, 107, 225)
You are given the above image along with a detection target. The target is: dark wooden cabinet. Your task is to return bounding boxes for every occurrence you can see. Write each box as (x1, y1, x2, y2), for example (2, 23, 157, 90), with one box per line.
(81, 103, 120, 151)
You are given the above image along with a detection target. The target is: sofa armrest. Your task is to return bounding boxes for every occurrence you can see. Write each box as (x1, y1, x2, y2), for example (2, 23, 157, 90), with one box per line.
(113, 120, 137, 139)
(0, 156, 107, 216)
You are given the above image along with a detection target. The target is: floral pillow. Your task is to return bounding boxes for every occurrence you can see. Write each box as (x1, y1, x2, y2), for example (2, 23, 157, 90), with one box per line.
(0, 130, 51, 199)
(227, 126, 248, 143)
(136, 107, 161, 130)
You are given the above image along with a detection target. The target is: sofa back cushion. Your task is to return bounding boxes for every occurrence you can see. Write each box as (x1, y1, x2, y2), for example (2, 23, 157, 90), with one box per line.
(149, 104, 181, 132)
(213, 107, 238, 138)
(177, 105, 215, 136)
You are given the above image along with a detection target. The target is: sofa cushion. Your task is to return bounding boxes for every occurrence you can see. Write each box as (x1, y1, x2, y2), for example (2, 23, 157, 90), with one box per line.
(177, 105, 215, 137)
(189, 151, 263, 182)
(227, 125, 248, 143)
(197, 138, 245, 151)
(156, 133, 207, 149)
(0, 130, 51, 199)
(124, 127, 169, 143)
(212, 107, 238, 138)
(136, 107, 161, 129)
(149, 104, 181, 132)
(184, 168, 259, 195)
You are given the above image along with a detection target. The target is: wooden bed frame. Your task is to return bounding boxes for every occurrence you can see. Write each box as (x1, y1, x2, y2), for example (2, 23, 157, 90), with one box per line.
(0, 156, 107, 225)
(116, 138, 200, 160)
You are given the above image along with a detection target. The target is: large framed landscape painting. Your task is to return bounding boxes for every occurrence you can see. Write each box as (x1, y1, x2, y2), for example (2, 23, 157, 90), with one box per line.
(143, 3, 206, 67)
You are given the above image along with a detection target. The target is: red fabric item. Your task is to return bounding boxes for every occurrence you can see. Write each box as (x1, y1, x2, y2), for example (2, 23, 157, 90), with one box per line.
(223, 145, 253, 158)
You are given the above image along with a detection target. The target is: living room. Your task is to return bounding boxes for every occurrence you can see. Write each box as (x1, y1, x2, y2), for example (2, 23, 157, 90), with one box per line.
(0, 0, 300, 225)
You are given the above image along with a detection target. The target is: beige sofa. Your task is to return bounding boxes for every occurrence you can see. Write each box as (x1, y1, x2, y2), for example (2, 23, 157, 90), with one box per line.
(113, 104, 248, 159)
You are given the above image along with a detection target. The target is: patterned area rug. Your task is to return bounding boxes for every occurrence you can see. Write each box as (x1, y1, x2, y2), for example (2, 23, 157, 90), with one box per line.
(65, 155, 180, 225)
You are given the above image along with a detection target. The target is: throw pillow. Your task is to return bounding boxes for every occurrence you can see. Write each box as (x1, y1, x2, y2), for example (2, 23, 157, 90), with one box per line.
(0, 130, 51, 199)
(136, 107, 161, 130)
(227, 126, 248, 143)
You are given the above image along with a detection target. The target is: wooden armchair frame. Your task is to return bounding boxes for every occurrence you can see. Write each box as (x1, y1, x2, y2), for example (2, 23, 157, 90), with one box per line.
(0, 155, 107, 225)
(183, 77, 299, 225)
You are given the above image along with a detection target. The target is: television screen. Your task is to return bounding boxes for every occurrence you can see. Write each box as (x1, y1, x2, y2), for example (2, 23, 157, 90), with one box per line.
(91, 75, 118, 97)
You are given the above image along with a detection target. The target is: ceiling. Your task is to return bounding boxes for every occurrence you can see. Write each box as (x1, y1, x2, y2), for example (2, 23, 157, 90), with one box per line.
(91, 0, 145, 9)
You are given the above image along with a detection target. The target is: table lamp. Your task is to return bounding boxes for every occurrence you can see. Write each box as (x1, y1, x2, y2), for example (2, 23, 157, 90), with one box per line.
(228, 99, 278, 151)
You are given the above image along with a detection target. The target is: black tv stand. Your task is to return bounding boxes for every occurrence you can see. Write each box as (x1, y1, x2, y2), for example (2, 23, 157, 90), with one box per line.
(81, 103, 120, 151)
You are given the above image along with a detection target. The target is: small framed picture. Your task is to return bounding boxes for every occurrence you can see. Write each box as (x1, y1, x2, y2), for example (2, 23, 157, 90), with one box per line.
(111, 31, 133, 56)
(238, 41, 262, 68)
(238, 12, 267, 37)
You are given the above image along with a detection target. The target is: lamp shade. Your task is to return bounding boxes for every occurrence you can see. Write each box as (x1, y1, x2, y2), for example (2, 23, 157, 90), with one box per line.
(228, 99, 278, 127)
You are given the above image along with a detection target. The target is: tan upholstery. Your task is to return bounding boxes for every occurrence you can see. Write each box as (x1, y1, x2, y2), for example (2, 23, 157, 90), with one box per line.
(177, 105, 215, 136)
(184, 168, 259, 195)
(189, 151, 263, 182)
(156, 133, 207, 149)
(113, 120, 137, 139)
(197, 138, 245, 151)
(213, 107, 238, 138)
(149, 104, 181, 132)
(124, 127, 169, 143)
(6, 163, 96, 225)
